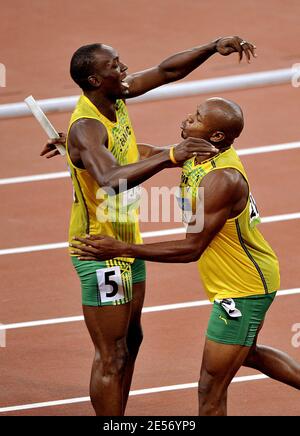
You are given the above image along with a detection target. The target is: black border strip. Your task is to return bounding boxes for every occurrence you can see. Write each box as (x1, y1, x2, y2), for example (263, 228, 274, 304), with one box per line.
(235, 219, 269, 294)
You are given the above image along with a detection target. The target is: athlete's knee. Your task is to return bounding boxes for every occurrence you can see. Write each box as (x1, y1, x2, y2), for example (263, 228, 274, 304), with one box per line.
(198, 368, 226, 407)
(198, 374, 226, 415)
(94, 342, 129, 380)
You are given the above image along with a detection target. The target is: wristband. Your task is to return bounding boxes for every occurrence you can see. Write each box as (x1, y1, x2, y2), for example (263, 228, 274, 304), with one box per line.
(169, 146, 178, 164)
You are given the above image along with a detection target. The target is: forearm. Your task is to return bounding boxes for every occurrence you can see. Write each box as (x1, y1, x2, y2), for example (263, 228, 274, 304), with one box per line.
(138, 143, 171, 160)
(101, 149, 173, 192)
(121, 240, 200, 263)
(159, 41, 218, 82)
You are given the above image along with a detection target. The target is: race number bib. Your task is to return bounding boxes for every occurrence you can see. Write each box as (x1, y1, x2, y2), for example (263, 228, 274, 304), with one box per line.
(249, 193, 261, 228)
(96, 266, 125, 303)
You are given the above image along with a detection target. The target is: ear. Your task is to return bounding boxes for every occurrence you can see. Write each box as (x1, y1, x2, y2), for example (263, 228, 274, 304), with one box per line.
(210, 131, 225, 143)
(87, 75, 102, 88)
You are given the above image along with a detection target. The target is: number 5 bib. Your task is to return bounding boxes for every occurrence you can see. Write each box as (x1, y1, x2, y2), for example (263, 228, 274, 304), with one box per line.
(96, 266, 125, 304)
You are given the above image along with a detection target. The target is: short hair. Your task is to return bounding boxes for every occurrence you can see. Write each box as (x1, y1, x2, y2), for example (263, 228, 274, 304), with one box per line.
(70, 43, 103, 91)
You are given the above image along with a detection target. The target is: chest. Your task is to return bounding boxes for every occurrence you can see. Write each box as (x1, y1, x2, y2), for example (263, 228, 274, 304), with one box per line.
(108, 106, 137, 165)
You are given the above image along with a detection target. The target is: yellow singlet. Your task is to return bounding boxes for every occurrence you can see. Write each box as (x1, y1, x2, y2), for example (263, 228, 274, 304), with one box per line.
(180, 146, 280, 302)
(66, 95, 142, 263)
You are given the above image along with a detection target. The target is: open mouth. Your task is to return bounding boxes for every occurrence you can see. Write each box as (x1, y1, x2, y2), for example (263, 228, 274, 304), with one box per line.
(120, 76, 129, 89)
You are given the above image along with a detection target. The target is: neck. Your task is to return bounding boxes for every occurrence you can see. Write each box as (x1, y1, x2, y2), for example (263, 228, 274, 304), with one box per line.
(215, 142, 232, 152)
(84, 90, 118, 122)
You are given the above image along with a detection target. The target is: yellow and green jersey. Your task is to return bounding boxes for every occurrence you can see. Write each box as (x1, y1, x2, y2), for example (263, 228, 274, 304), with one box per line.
(66, 95, 142, 263)
(180, 146, 280, 302)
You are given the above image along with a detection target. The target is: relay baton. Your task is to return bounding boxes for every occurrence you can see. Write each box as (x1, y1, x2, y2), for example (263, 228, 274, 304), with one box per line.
(24, 95, 66, 156)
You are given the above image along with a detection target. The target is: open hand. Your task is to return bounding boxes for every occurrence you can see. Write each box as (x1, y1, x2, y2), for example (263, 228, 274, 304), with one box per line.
(173, 137, 218, 165)
(70, 235, 127, 261)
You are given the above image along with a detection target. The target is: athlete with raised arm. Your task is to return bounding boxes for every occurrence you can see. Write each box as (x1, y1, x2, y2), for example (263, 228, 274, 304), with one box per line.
(42, 37, 256, 416)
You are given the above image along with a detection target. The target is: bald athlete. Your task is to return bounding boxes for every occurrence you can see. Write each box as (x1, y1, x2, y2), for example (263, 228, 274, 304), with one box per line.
(72, 98, 300, 416)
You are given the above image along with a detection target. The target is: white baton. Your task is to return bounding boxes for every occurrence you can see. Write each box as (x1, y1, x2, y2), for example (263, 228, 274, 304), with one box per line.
(24, 95, 66, 156)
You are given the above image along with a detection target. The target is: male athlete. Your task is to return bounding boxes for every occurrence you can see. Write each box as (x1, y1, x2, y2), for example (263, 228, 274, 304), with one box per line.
(42, 38, 256, 416)
(71, 98, 300, 416)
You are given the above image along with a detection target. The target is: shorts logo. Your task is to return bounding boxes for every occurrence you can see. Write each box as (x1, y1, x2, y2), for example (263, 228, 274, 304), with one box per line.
(219, 315, 228, 325)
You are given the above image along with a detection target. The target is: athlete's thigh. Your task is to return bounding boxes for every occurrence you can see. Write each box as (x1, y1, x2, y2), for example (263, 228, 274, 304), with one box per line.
(129, 281, 146, 326)
(243, 320, 264, 366)
(129, 259, 146, 327)
(83, 303, 132, 354)
(200, 338, 250, 390)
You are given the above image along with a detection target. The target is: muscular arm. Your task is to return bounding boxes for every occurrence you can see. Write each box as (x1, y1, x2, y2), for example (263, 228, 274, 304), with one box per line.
(120, 169, 243, 262)
(125, 42, 217, 98)
(69, 119, 172, 192)
(68, 119, 216, 193)
(124, 37, 256, 98)
(137, 143, 172, 160)
(71, 169, 249, 261)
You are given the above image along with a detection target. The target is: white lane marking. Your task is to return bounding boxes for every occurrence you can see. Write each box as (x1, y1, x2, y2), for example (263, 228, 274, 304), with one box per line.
(0, 242, 69, 255)
(0, 374, 268, 413)
(261, 212, 300, 224)
(0, 211, 299, 256)
(0, 288, 299, 332)
(237, 141, 300, 156)
(0, 141, 299, 185)
(0, 171, 69, 185)
(0, 324, 6, 347)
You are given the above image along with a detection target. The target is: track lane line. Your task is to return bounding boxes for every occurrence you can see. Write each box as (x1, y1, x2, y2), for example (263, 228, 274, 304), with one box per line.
(0, 288, 299, 332)
(0, 141, 299, 185)
(0, 374, 269, 413)
(1, 212, 300, 256)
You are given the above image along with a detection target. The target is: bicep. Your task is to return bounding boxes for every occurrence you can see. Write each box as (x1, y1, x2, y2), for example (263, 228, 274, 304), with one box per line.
(185, 201, 232, 257)
(185, 171, 236, 256)
(125, 67, 168, 98)
(70, 119, 119, 184)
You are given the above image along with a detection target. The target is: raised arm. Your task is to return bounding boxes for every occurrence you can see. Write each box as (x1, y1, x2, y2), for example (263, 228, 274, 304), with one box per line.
(68, 118, 217, 193)
(71, 169, 248, 261)
(125, 36, 256, 98)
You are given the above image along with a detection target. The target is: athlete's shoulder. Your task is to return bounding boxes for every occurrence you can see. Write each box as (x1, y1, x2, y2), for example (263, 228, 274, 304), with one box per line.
(69, 118, 108, 148)
(201, 168, 248, 205)
(70, 117, 106, 134)
(201, 167, 243, 188)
